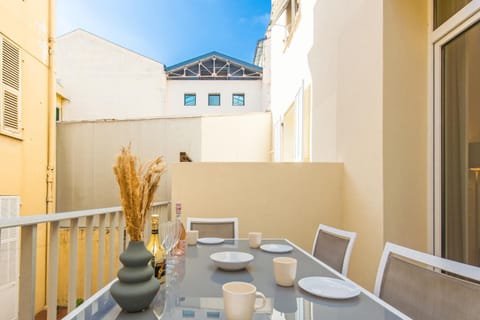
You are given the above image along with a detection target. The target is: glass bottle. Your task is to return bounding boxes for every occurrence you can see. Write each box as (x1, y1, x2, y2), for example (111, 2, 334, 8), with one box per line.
(174, 203, 187, 255)
(146, 214, 166, 283)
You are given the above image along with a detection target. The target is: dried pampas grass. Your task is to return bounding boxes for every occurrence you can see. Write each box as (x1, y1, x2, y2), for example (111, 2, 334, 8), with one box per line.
(113, 145, 166, 241)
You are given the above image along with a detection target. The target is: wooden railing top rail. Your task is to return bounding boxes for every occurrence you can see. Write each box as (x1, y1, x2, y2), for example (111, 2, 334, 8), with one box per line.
(0, 201, 170, 229)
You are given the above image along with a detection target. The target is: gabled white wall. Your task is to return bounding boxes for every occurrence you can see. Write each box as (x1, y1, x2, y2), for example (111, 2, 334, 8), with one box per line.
(56, 29, 167, 121)
(165, 80, 264, 116)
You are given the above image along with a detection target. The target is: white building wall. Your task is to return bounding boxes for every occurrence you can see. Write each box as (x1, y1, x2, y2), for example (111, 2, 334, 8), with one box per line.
(269, 0, 316, 160)
(56, 29, 167, 121)
(270, 2, 314, 116)
(165, 80, 264, 116)
(261, 38, 272, 112)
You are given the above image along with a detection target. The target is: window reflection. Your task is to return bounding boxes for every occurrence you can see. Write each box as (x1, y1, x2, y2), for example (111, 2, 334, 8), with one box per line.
(442, 20, 480, 266)
(434, 0, 472, 28)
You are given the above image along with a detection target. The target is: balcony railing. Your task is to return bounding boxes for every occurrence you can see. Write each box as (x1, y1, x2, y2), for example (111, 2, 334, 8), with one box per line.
(0, 201, 170, 320)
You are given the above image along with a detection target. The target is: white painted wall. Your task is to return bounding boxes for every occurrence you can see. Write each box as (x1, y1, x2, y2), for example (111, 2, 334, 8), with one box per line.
(165, 80, 264, 116)
(269, 0, 315, 160)
(56, 29, 167, 121)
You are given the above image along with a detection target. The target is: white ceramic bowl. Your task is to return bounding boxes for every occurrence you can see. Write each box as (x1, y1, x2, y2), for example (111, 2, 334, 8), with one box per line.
(210, 251, 254, 271)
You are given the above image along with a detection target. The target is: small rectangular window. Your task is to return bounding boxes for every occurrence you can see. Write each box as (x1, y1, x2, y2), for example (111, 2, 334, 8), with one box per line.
(232, 93, 245, 106)
(184, 93, 196, 106)
(208, 94, 220, 106)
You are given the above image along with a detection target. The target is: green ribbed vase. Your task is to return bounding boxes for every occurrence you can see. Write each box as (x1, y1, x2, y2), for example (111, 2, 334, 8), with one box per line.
(110, 241, 160, 312)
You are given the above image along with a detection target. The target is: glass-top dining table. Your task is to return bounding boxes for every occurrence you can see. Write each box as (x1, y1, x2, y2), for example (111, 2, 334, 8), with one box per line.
(63, 239, 410, 320)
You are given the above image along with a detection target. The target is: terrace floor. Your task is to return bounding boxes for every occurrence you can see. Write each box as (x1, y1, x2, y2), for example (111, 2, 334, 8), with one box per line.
(35, 307, 67, 320)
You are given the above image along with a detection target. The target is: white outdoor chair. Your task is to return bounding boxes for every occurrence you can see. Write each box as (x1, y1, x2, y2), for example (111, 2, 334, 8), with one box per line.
(186, 217, 239, 239)
(374, 242, 480, 320)
(311, 224, 357, 275)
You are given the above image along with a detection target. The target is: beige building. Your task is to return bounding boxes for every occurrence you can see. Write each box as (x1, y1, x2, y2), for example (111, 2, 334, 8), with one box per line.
(266, 0, 480, 290)
(0, 0, 56, 316)
(4, 0, 477, 317)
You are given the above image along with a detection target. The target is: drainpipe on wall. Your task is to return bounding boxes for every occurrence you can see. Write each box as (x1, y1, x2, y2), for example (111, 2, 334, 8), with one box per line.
(46, 0, 56, 214)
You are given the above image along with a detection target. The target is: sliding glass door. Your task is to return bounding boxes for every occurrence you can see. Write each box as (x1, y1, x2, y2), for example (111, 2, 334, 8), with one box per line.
(435, 1, 480, 266)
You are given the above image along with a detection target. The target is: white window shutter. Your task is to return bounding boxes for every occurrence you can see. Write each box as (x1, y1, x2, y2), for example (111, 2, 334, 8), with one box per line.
(0, 196, 20, 320)
(1, 37, 21, 138)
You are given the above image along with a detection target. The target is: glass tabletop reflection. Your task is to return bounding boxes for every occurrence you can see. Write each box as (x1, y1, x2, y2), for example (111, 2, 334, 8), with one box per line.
(64, 239, 409, 320)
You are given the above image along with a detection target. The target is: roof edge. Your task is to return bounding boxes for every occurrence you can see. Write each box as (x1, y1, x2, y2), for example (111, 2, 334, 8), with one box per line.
(57, 28, 165, 66)
(165, 51, 262, 72)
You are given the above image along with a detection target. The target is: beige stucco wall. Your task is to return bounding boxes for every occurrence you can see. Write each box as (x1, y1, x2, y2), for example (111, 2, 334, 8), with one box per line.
(383, 0, 428, 252)
(171, 162, 343, 250)
(56, 113, 271, 212)
(201, 113, 271, 161)
(56, 117, 201, 212)
(0, 1, 53, 313)
(306, 0, 384, 290)
(268, 0, 429, 290)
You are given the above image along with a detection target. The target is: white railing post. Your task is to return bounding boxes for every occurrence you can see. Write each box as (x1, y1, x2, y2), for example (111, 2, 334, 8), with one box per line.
(68, 218, 79, 312)
(84, 215, 94, 299)
(108, 212, 116, 281)
(97, 214, 106, 290)
(18, 225, 37, 320)
(47, 221, 59, 320)
(118, 211, 125, 256)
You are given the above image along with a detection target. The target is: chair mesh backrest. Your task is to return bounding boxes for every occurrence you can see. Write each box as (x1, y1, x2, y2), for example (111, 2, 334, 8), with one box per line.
(313, 230, 349, 273)
(190, 222, 235, 239)
(380, 254, 480, 320)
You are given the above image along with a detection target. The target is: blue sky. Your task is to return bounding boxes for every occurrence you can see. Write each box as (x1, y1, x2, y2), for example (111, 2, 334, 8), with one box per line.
(56, 0, 271, 66)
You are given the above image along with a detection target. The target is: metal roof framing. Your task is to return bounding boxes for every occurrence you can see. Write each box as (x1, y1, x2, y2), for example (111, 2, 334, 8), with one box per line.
(165, 51, 262, 80)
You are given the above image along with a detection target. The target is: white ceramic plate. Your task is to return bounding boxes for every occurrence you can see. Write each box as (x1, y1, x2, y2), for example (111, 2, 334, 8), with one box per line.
(197, 237, 225, 245)
(210, 251, 254, 271)
(298, 277, 361, 299)
(260, 244, 293, 253)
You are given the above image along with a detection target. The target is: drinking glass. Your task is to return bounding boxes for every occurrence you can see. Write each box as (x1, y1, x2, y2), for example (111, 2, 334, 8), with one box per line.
(169, 220, 181, 253)
(159, 221, 180, 268)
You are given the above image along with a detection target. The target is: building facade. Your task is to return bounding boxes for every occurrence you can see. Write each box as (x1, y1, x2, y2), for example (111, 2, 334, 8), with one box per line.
(269, 0, 428, 290)
(56, 29, 167, 121)
(0, 0, 56, 316)
(165, 51, 265, 116)
(56, 31, 267, 120)
(268, 0, 480, 290)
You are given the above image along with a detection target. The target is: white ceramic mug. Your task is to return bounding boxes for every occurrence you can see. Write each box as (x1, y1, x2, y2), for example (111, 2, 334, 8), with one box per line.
(186, 230, 199, 245)
(273, 257, 297, 287)
(222, 281, 266, 320)
(248, 232, 262, 248)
